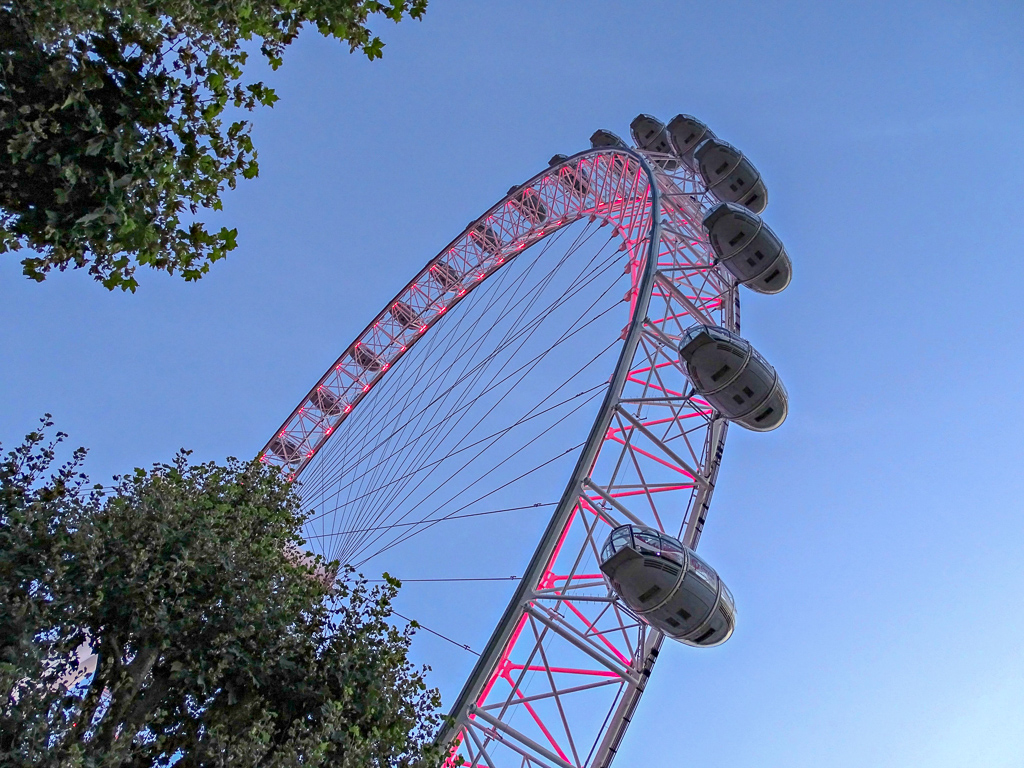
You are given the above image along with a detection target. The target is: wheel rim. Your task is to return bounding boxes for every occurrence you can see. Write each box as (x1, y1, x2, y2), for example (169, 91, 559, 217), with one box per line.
(260, 147, 739, 768)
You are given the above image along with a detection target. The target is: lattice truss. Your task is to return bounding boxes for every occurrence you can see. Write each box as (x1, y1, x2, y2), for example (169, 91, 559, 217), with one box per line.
(259, 148, 739, 768)
(441, 155, 737, 768)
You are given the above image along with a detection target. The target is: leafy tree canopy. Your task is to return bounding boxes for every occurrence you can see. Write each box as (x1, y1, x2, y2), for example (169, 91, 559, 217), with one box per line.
(0, 0, 427, 291)
(0, 418, 444, 767)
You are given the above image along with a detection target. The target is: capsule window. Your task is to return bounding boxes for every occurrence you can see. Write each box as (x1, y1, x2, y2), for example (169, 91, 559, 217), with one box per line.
(636, 530, 661, 548)
(728, 231, 746, 247)
(732, 393, 745, 405)
(711, 364, 732, 382)
(764, 269, 781, 284)
(694, 627, 716, 643)
(676, 608, 692, 620)
(665, 616, 681, 628)
(714, 161, 729, 175)
(744, 193, 760, 207)
(754, 407, 774, 423)
(638, 585, 662, 603)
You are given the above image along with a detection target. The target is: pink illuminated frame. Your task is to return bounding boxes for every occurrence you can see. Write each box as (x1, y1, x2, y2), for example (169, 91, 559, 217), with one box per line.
(260, 148, 738, 768)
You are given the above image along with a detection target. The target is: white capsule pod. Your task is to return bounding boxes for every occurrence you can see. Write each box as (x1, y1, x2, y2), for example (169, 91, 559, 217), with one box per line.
(350, 343, 383, 371)
(590, 129, 628, 149)
(599, 525, 735, 647)
(549, 154, 591, 198)
(268, 435, 304, 464)
(677, 324, 788, 431)
(693, 137, 768, 214)
(630, 114, 678, 169)
(390, 300, 421, 330)
(507, 185, 548, 224)
(309, 387, 343, 416)
(590, 129, 636, 188)
(703, 202, 792, 294)
(667, 114, 714, 167)
(430, 260, 461, 291)
(471, 222, 501, 257)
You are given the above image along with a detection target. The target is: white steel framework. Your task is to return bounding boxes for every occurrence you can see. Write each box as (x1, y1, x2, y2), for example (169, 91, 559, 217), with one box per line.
(261, 147, 739, 768)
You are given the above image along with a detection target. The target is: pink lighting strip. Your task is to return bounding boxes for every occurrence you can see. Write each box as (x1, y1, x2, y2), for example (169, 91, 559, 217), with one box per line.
(261, 148, 738, 768)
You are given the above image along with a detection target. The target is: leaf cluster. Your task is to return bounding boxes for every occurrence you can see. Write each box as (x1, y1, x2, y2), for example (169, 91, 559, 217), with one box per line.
(0, 0, 427, 290)
(0, 418, 444, 767)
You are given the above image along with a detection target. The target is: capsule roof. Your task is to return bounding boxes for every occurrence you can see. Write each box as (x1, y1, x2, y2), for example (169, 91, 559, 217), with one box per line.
(694, 137, 768, 214)
(630, 114, 678, 169)
(667, 114, 714, 163)
(590, 129, 628, 149)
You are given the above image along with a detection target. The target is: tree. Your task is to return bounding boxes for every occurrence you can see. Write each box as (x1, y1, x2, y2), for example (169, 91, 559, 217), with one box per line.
(0, 418, 444, 767)
(0, 0, 427, 291)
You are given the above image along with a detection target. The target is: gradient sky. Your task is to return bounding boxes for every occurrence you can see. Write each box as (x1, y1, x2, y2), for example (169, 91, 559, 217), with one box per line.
(2, 1, 1023, 766)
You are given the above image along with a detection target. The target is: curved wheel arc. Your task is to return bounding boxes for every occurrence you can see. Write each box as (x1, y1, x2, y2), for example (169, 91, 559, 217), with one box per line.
(260, 148, 658, 481)
(259, 145, 740, 768)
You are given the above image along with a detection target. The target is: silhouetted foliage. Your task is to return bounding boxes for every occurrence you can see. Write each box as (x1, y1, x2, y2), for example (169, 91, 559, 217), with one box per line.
(0, 417, 443, 767)
(0, 0, 427, 290)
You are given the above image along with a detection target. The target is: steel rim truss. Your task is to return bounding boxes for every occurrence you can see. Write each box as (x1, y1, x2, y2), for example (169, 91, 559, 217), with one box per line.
(260, 148, 739, 768)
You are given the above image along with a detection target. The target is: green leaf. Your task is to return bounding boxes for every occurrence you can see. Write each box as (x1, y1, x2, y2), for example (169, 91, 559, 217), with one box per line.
(1, 0, 431, 292)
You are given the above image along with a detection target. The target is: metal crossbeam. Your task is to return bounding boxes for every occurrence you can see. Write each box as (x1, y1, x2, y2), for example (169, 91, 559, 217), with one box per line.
(264, 148, 738, 768)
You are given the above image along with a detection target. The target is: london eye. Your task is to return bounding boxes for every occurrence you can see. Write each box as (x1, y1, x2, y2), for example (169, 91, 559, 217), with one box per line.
(259, 112, 792, 768)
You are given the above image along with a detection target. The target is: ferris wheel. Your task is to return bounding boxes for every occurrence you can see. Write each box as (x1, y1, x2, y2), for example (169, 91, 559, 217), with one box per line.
(260, 113, 792, 768)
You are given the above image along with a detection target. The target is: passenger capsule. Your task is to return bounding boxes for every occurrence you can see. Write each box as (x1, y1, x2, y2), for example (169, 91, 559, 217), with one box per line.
(350, 343, 383, 371)
(590, 129, 628, 149)
(677, 324, 787, 431)
(549, 154, 591, 198)
(590, 130, 635, 186)
(630, 114, 679, 169)
(390, 300, 421, 330)
(431, 260, 461, 291)
(667, 114, 714, 167)
(693, 137, 768, 214)
(508, 185, 548, 224)
(703, 202, 792, 294)
(309, 387, 343, 416)
(471, 222, 501, 257)
(599, 525, 735, 647)
(269, 435, 304, 464)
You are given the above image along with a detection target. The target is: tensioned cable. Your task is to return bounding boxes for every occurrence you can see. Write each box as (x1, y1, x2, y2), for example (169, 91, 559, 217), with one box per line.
(348, 398, 598, 566)
(334, 319, 619, 560)
(303, 222, 619, 509)
(354, 438, 589, 567)
(319, 259, 622, 561)
(339, 358, 604, 563)
(332, 319, 622, 561)
(303, 229, 609, 559)
(302, 224, 629, 563)
(371, 577, 521, 583)
(305, 219, 594, 488)
(392, 610, 480, 656)
(301, 382, 604, 532)
(334, 362, 611, 563)
(301, 309, 620, 526)
(297, 217, 633, 568)
(301, 502, 555, 539)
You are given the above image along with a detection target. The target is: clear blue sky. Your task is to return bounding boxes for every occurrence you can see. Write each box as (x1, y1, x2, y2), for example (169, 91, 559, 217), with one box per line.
(2, 1, 1023, 765)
